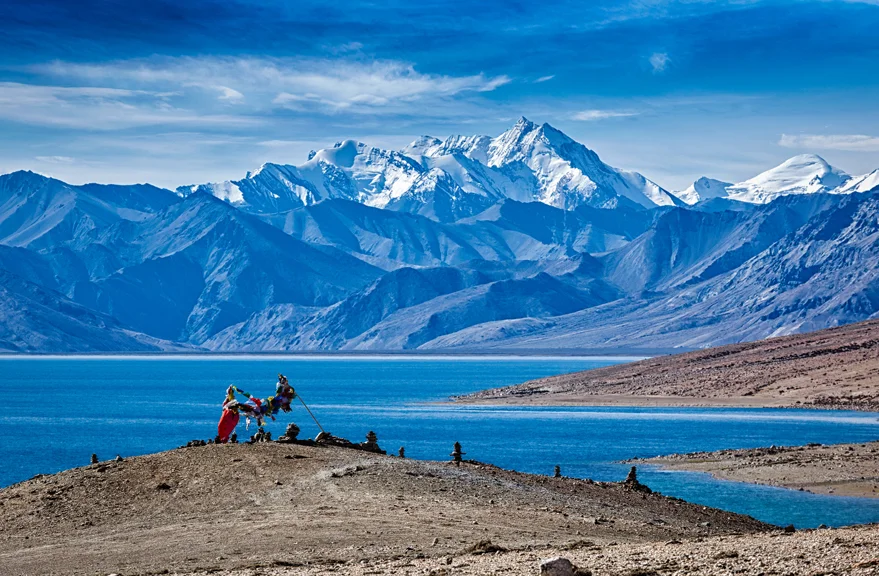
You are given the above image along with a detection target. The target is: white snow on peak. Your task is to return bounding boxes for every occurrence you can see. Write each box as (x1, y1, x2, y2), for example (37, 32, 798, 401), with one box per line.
(836, 169, 879, 194)
(675, 177, 733, 205)
(726, 154, 850, 204)
(205, 181, 245, 204)
(183, 120, 879, 216)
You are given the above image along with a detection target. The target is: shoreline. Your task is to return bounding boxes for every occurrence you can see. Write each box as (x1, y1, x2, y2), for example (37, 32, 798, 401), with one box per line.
(456, 319, 879, 412)
(0, 352, 651, 361)
(633, 441, 879, 499)
(454, 393, 879, 411)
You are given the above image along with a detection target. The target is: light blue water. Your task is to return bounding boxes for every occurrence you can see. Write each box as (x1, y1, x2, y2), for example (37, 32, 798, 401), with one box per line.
(2, 356, 879, 528)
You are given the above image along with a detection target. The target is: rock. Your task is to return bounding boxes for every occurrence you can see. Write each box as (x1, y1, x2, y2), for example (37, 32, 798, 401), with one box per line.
(90, 454, 98, 465)
(399, 446, 406, 458)
(626, 466, 638, 484)
(277, 423, 301, 443)
(451, 442, 465, 465)
(114, 455, 124, 462)
(554, 465, 561, 478)
(358, 430, 385, 454)
(784, 524, 796, 533)
(156, 482, 172, 491)
(540, 556, 590, 576)
(464, 539, 506, 555)
(623, 466, 652, 493)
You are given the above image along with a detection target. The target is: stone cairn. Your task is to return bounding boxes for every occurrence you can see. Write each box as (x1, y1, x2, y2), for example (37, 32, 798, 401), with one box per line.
(623, 465, 652, 494)
(277, 423, 301, 443)
(451, 441, 465, 465)
(398, 446, 405, 458)
(90, 454, 99, 465)
(554, 465, 562, 478)
(249, 427, 272, 443)
(358, 431, 385, 453)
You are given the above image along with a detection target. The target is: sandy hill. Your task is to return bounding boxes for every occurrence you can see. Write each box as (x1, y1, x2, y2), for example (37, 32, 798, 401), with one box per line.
(459, 319, 879, 410)
(0, 442, 769, 575)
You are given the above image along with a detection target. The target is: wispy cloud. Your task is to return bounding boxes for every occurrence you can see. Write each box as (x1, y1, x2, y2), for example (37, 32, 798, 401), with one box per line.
(779, 133, 879, 152)
(31, 56, 511, 116)
(572, 109, 639, 121)
(35, 155, 75, 164)
(0, 82, 261, 130)
(649, 52, 670, 73)
(215, 86, 245, 102)
(534, 75, 555, 83)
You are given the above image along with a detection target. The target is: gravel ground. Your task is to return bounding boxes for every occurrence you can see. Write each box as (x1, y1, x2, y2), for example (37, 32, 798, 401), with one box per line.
(167, 524, 879, 576)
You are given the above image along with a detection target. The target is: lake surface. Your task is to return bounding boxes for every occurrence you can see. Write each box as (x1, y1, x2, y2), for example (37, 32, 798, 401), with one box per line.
(2, 356, 879, 528)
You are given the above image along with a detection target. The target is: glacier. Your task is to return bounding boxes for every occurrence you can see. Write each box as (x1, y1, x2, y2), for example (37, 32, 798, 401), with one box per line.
(2, 118, 879, 353)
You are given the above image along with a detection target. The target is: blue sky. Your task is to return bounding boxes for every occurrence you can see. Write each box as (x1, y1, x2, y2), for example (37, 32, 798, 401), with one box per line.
(1, 0, 878, 190)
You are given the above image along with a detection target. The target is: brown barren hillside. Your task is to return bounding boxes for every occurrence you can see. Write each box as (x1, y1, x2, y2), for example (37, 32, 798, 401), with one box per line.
(459, 319, 879, 410)
(0, 443, 770, 576)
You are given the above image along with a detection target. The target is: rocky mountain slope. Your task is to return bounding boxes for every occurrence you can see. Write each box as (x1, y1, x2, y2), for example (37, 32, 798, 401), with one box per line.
(458, 317, 879, 410)
(1, 119, 879, 352)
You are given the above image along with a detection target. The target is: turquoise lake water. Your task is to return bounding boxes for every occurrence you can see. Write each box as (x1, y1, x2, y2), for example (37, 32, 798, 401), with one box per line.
(2, 356, 878, 528)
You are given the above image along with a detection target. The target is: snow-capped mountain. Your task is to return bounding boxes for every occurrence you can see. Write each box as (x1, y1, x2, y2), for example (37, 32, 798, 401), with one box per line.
(406, 117, 683, 209)
(675, 177, 733, 205)
(837, 169, 879, 194)
(181, 118, 681, 216)
(3, 124, 879, 353)
(724, 154, 851, 204)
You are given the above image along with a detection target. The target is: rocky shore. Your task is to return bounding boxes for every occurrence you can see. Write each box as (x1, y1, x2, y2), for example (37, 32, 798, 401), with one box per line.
(457, 319, 879, 410)
(633, 440, 879, 499)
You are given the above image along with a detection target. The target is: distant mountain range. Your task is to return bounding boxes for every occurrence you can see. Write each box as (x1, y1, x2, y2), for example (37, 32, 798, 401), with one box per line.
(1, 117, 878, 352)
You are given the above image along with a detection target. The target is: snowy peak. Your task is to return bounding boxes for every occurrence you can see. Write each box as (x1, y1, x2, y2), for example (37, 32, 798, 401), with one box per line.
(404, 134, 492, 164)
(675, 177, 733, 205)
(837, 169, 879, 194)
(726, 154, 850, 204)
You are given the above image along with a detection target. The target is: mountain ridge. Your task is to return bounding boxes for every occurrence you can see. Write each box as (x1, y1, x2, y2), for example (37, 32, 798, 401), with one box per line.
(2, 120, 879, 353)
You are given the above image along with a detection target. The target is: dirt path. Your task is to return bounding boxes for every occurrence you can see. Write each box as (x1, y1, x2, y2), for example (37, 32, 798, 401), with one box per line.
(634, 440, 879, 499)
(0, 442, 770, 576)
(457, 319, 879, 410)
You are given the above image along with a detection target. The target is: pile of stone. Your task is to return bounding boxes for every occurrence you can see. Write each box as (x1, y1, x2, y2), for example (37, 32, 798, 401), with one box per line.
(276, 423, 301, 443)
(314, 430, 386, 454)
(623, 465, 652, 494)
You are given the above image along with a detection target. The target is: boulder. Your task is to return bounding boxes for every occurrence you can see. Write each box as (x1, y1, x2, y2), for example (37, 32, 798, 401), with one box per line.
(540, 556, 591, 576)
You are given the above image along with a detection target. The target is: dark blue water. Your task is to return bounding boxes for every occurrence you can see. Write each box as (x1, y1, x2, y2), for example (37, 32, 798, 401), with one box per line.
(2, 356, 879, 528)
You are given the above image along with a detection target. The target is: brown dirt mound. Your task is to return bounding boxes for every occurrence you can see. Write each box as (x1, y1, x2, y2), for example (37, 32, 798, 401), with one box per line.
(0, 442, 769, 575)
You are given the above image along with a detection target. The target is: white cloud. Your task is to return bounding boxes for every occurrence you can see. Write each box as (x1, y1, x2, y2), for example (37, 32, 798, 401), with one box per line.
(649, 52, 670, 73)
(535, 75, 555, 83)
(35, 155, 75, 164)
(215, 86, 245, 102)
(0, 82, 262, 130)
(573, 109, 639, 121)
(779, 133, 879, 152)
(31, 56, 511, 116)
